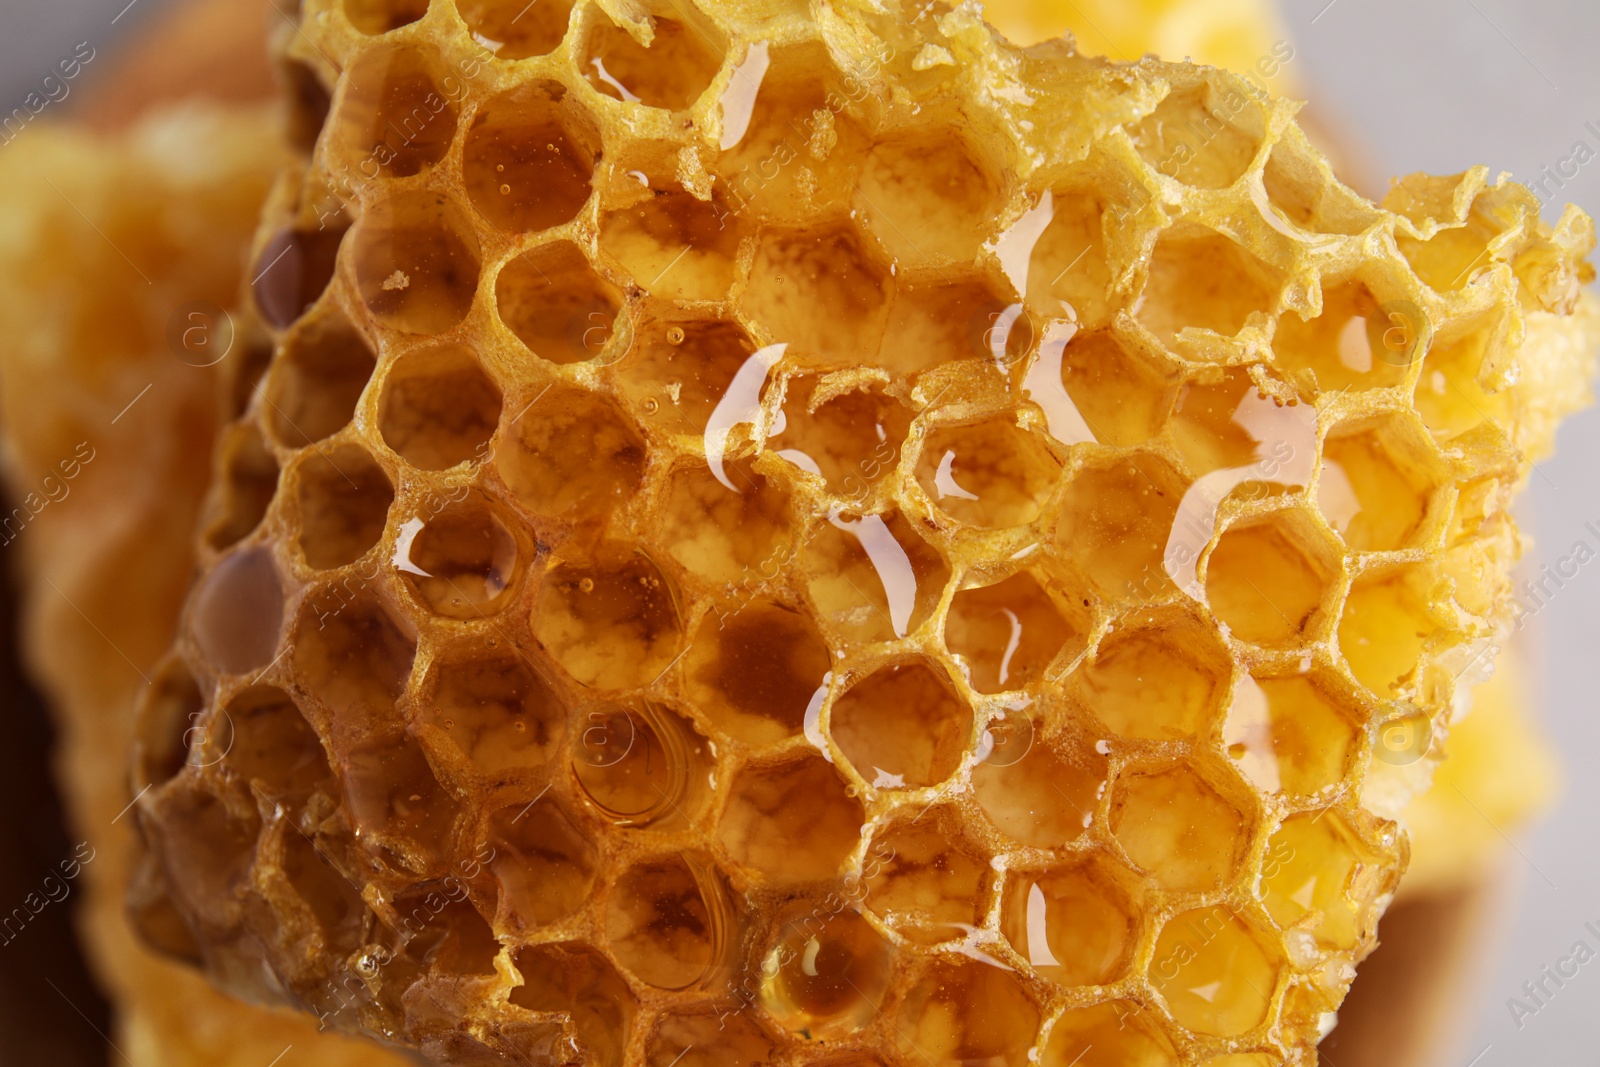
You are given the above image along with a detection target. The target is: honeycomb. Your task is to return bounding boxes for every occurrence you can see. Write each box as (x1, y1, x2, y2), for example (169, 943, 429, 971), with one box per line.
(105, 0, 1595, 1065)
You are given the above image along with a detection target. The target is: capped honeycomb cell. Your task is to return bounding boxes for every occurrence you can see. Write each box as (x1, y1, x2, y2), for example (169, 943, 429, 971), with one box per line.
(1002, 861, 1134, 985)
(188, 547, 284, 675)
(419, 652, 564, 775)
(379, 344, 503, 470)
(1110, 761, 1248, 891)
(334, 45, 458, 178)
(716, 754, 863, 884)
(264, 312, 377, 447)
(352, 192, 482, 334)
(495, 241, 623, 365)
(581, 14, 724, 112)
(945, 570, 1078, 694)
(463, 81, 598, 234)
(683, 600, 830, 746)
(829, 659, 973, 789)
(914, 416, 1059, 529)
(457, 0, 573, 59)
(293, 444, 393, 569)
(1076, 610, 1230, 739)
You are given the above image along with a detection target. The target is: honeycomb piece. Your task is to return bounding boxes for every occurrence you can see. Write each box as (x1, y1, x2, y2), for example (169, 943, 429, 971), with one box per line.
(75, 3, 1600, 1067)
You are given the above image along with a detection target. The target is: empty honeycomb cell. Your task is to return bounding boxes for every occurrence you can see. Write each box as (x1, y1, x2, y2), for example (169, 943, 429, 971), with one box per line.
(291, 590, 416, 746)
(741, 225, 892, 360)
(500, 384, 645, 524)
(1134, 81, 1264, 189)
(829, 660, 972, 789)
(228, 339, 276, 422)
(760, 906, 892, 1035)
(863, 808, 988, 946)
(599, 188, 743, 302)
(897, 959, 1039, 1067)
(1260, 139, 1380, 238)
(510, 943, 636, 1067)
(855, 127, 1004, 266)
(1261, 812, 1376, 951)
(141, 786, 261, 934)
(645, 1009, 775, 1067)
(379, 344, 502, 469)
(1171, 365, 1278, 475)
(802, 507, 950, 645)
(1397, 213, 1500, 294)
(463, 81, 598, 234)
(457, 0, 573, 59)
(1003, 863, 1133, 986)
(388, 885, 501, 975)
(189, 547, 285, 676)
(878, 278, 1019, 379)
(1042, 1001, 1179, 1067)
(1076, 613, 1231, 740)
(716, 754, 864, 883)
(1337, 567, 1440, 696)
(913, 417, 1059, 529)
(1272, 280, 1414, 393)
(420, 653, 564, 776)
(1204, 511, 1338, 647)
(1023, 184, 1122, 325)
(1136, 225, 1280, 348)
(683, 601, 830, 746)
(253, 223, 347, 331)
(1150, 907, 1283, 1036)
(223, 686, 333, 799)
(134, 658, 204, 789)
(570, 702, 711, 826)
(1320, 417, 1439, 550)
(487, 797, 596, 926)
(770, 377, 911, 497)
(264, 312, 377, 447)
(660, 459, 792, 586)
(1413, 324, 1512, 441)
(396, 491, 522, 618)
(294, 444, 394, 569)
(284, 59, 333, 155)
(204, 422, 279, 551)
(343, 0, 429, 35)
(343, 738, 461, 865)
(334, 45, 458, 179)
(352, 192, 482, 334)
(280, 831, 367, 956)
(605, 854, 728, 989)
(581, 14, 724, 111)
(532, 551, 681, 689)
(945, 571, 1077, 695)
(1109, 763, 1247, 892)
(1054, 329, 1177, 447)
(618, 319, 757, 437)
(971, 722, 1106, 848)
(1223, 674, 1360, 796)
(1056, 453, 1184, 599)
(495, 242, 623, 364)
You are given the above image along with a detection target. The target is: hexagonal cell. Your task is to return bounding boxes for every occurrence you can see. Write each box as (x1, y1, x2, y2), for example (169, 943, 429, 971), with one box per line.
(863, 807, 988, 946)
(1056, 453, 1185, 600)
(1262, 811, 1383, 951)
(463, 80, 599, 234)
(283, 59, 332, 155)
(1133, 80, 1265, 189)
(1110, 763, 1247, 893)
(1397, 212, 1500, 294)
(830, 660, 972, 789)
(1136, 225, 1279, 348)
(419, 653, 565, 776)
(741, 225, 892, 361)
(500, 384, 645, 524)
(395, 490, 522, 619)
(802, 508, 950, 645)
(388, 882, 500, 976)
(133, 658, 204, 790)
(333, 45, 458, 179)
(291, 590, 416, 746)
(1205, 510, 1338, 648)
(946, 572, 1077, 694)
(351, 192, 481, 335)
(140, 784, 260, 935)
(223, 686, 332, 799)
(532, 549, 681, 689)
(972, 721, 1106, 849)
(660, 459, 793, 586)
(495, 241, 623, 365)
(1223, 674, 1360, 797)
(606, 853, 729, 989)
(616, 319, 753, 436)
(600, 187, 743, 303)
(280, 831, 366, 957)
(227, 340, 274, 420)
(1002, 863, 1134, 986)
(1171, 365, 1279, 473)
(878, 278, 1018, 378)
(1076, 611, 1228, 740)
(252, 223, 346, 330)
(1150, 907, 1283, 1036)
(458, 0, 573, 59)
(645, 1009, 775, 1067)
(188, 547, 284, 676)
(769, 376, 911, 497)
(581, 13, 723, 111)
(1054, 329, 1177, 447)
(897, 959, 1039, 1067)
(379, 344, 502, 470)
(1023, 184, 1118, 325)
(1261, 138, 1381, 238)
(1272, 279, 1412, 393)
(342, 738, 460, 865)
(509, 943, 636, 1067)
(343, 0, 427, 35)
(265, 312, 377, 447)
(570, 701, 711, 827)
(1337, 566, 1441, 697)
(1320, 416, 1440, 550)
(914, 417, 1059, 529)
(761, 906, 892, 1036)
(204, 422, 279, 551)
(1413, 323, 1512, 442)
(716, 754, 863, 883)
(487, 796, 596, 926)
(854, 126, 1004, 267)
(683, 600, 830, 746)
(1043, 1001, 1179, 1067)
(294, 444, 394, 569)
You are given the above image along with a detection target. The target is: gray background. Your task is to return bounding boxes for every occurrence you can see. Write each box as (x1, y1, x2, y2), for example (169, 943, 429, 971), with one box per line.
(0, 0, 1597, 1064)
